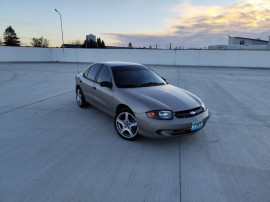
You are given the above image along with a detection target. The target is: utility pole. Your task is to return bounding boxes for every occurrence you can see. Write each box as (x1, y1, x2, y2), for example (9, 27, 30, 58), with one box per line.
(55, 9, 64, 53)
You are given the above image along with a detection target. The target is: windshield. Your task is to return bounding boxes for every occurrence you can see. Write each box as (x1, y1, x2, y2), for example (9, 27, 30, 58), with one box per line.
(112, 65, 166, 88)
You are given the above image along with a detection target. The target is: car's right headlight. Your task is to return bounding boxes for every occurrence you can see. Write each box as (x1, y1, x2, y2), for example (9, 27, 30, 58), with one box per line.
(146, 110, 173, 120)
(201, 102, 207, 111)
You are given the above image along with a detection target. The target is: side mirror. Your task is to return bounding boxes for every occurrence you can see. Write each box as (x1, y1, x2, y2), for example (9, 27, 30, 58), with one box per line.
(100, 81, 112, 89)
(162, 77, 169, 84)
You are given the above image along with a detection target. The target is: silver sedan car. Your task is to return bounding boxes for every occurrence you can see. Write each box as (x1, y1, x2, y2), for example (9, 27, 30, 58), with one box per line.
(75, 62, 210, 140)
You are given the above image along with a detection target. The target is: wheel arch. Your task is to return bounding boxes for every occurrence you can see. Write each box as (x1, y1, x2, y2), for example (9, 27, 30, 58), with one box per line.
(76, 85, 81, 90)
(116, 104, 132, 114)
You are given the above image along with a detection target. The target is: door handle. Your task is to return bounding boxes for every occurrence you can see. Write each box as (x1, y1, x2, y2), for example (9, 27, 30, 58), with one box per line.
(93, 87, 96, 90)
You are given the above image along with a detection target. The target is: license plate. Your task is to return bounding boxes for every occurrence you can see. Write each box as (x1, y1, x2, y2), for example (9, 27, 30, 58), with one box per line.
(191, 120, 203, 131)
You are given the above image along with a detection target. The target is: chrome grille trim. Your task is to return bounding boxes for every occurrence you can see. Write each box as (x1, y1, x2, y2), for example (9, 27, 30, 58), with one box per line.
(174, 106, 204, 118)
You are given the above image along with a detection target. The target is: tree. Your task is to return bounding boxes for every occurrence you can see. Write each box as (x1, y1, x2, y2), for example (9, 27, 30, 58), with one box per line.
(82, 39, 97, 48)
(128, 42, 132, 48)
(3, 26, 20, 46)
(101, 40, 106, 48)
(31, 37, 49, 47)
(82, 37, 106, 48)
(71, 40, 82, 45)
(97, 37, 101, 48)
(96, 37, 106, 48)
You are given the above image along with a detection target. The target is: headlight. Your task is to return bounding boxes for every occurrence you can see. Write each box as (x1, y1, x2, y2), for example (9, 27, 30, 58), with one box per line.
(201, 102, 207, 111)
(146, 110, 173, 120)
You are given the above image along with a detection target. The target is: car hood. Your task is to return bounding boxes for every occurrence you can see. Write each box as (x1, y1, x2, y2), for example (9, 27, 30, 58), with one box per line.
(119, 84, 202, 113)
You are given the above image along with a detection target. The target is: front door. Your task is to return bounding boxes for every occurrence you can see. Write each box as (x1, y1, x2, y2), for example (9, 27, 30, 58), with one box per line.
(92, 65, 114, 115)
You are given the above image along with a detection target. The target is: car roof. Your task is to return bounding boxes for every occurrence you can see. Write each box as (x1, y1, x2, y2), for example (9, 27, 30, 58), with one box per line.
(99, 61, 145, 68)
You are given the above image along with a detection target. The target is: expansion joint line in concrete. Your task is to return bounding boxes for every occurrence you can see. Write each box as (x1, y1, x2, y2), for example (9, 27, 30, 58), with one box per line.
(208, 121, 270, 128)
(0, 90, 74, 115)
(179, 136, 182, 202)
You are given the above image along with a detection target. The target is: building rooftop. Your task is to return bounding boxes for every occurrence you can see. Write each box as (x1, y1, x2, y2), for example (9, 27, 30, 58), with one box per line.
(229, 35, 268, 42)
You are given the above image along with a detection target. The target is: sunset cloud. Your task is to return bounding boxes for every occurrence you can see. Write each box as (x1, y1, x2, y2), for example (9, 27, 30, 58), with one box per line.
(104, 0, 270, 48)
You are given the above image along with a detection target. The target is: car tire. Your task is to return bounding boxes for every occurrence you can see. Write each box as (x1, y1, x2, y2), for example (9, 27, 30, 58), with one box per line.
(76, 87, 88, 108)
(114, 108, 139, 141)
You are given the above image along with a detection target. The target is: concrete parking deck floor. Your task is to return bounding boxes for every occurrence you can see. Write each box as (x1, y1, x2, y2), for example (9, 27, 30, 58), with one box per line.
(0, 63, 270, 202)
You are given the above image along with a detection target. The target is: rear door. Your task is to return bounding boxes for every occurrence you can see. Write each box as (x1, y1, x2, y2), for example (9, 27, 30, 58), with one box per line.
(92, 65, 114, 115)
(80, 63, 102, 103)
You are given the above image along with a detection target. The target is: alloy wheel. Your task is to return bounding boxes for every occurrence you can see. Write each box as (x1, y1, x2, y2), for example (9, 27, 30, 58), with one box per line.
(116, 112, 138, 139)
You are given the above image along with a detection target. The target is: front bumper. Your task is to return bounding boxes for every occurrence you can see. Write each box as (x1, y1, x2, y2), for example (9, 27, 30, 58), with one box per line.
(135, 109, 210, 138)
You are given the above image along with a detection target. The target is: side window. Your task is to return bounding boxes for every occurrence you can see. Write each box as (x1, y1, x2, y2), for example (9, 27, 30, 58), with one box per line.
(87, 64, 102, 81)
(97, 66, 112, 83)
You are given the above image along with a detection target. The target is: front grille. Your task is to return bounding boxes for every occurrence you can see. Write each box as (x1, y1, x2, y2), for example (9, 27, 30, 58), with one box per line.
(175, 106, 204, 118)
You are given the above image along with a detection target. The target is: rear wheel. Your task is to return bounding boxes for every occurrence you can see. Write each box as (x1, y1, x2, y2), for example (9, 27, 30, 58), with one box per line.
(76, 88, 88, 108)
(114, 108, 138, 140)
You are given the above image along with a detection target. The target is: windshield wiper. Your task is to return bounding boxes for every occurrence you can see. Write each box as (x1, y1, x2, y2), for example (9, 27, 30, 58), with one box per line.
(119, 82, 165, 88)
(138, 82, 165, 87)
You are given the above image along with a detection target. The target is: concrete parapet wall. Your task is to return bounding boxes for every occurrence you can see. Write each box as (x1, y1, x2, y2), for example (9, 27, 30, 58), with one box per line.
(1, 46, 270, 68)
(0, 46, 53, 62)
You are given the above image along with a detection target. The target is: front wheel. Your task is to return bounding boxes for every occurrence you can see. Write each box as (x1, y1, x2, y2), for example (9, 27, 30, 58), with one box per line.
(114, 108, 138, 140)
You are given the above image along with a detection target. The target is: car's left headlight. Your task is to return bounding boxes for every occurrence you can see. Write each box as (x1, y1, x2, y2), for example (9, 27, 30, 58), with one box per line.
(146, 110, 173, 120)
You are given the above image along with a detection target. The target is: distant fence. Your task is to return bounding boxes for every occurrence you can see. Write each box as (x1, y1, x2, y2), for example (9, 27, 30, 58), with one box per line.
(1, 46, 270, 68)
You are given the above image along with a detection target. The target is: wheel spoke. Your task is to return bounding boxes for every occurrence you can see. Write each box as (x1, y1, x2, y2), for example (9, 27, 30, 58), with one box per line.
(127, 128, 134, 137)
(130, 122, 137, 127)
(116, 118, 125, 127)
(124, 112, 129, 121)
(120, 127, 128, 134)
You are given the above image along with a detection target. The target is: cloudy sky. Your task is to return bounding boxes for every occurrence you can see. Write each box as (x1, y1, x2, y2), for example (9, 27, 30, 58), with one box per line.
(1, 0, 270, 48)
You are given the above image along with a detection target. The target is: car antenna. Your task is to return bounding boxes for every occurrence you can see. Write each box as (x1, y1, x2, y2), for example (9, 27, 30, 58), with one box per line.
(174, 49, 179, 87)
(76, 47, 79, 73)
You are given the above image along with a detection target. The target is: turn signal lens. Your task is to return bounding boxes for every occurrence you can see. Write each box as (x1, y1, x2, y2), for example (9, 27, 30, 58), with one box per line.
(146, 111, 158, 119)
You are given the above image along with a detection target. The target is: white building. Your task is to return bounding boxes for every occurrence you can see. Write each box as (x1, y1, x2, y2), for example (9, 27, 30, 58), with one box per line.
(228, 36, 268, 46)
(209, 36, 270, 50)
(86, 34, 96, 42)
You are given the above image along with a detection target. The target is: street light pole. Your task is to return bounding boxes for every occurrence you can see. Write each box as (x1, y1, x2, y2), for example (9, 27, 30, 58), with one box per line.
(55, 9, 64, 53)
